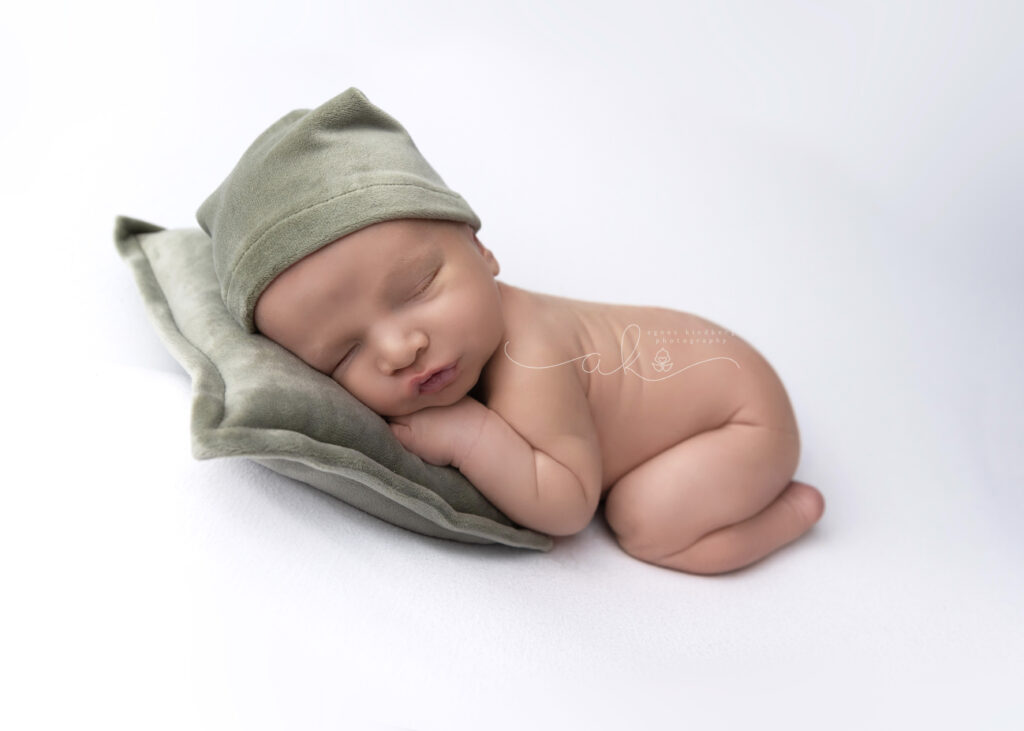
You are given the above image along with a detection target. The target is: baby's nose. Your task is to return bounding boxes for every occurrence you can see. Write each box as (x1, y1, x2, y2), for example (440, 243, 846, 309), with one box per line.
(377, 328, 429, 373)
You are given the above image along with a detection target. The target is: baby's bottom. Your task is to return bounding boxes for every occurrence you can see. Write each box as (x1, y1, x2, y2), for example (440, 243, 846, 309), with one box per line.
(602, 377, 824, 575)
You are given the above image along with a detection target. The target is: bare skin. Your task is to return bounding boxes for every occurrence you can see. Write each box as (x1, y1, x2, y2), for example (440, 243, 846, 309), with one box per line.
(254, 219, 825, 575)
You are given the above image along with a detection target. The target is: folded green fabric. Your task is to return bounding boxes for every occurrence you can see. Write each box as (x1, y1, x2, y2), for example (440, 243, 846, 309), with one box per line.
(114, 214, 552, 551)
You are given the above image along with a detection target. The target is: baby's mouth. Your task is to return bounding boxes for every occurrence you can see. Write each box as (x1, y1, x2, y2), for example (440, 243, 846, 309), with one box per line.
(418, 361, 459, 394)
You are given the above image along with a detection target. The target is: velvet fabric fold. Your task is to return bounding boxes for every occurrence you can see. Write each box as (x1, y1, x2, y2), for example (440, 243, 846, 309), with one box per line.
(114, 214, 551, 551)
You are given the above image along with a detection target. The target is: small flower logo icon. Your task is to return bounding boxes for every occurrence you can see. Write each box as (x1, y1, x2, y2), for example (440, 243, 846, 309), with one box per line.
(652, 347, 673, 373)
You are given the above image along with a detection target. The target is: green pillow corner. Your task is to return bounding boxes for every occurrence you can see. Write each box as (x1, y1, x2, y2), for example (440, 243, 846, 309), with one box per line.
(113, 214, 553, 552)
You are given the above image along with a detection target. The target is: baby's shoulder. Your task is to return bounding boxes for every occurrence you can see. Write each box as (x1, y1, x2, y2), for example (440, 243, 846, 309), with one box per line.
(485, 295, 592, 421)
(482, 294, 601, 485)
(491, 290, 587, 392)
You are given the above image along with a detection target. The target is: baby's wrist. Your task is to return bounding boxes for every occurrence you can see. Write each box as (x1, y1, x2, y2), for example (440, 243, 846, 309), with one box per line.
(450, 398, 491, 470)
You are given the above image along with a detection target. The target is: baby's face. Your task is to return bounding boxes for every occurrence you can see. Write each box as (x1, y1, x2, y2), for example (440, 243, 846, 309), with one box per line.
(254, 218, 505, 417)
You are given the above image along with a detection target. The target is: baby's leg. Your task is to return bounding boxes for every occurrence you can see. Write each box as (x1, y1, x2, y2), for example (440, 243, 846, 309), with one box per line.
(602, 422, 824, 575)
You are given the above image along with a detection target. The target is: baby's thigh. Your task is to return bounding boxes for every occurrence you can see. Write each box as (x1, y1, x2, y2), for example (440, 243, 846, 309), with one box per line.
(602, 420, 800, 561)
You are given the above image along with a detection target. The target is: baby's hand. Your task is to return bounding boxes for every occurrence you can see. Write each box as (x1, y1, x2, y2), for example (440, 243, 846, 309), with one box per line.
(387, 396, 489, 467)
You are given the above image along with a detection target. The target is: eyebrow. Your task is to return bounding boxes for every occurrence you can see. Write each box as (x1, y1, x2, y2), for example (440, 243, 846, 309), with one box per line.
(378, 248, 439, 296)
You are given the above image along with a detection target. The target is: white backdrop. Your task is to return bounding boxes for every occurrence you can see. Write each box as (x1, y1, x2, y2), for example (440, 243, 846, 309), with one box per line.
(3, 1, 1022, 729)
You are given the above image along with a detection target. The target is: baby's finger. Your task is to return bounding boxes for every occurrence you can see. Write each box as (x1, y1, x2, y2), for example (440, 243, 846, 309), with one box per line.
(388, 422, 410, 443)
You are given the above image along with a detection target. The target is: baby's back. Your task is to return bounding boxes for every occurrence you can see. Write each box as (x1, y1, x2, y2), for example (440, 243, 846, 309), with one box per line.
(483, 285, 798, 493)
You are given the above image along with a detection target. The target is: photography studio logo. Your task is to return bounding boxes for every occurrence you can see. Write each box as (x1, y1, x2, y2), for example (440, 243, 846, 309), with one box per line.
(503, 323, 739, 382)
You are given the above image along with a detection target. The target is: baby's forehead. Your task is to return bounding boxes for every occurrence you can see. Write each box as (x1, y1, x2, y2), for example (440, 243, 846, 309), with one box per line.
(254, 218, 479, 345)
(265, 218, 471, 307)
(345, 236, 443, 284)
(336, 231, 449, 289)
(339, 218, 470, 266)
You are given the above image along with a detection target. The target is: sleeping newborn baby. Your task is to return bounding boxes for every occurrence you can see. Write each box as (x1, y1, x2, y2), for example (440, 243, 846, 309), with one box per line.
(198, 88, 824, 575)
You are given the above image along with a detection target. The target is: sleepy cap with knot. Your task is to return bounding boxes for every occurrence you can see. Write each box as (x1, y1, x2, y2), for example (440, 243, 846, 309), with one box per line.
(196, 87, 481, 333)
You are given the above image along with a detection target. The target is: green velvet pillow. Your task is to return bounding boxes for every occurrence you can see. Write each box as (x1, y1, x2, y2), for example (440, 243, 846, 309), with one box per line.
(114, 215, 552, 551)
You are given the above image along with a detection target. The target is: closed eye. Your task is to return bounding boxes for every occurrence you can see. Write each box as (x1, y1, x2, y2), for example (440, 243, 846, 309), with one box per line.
(333, 268, 440, 372)
(411, 268, 438, 298)
(335, 346, 356, 370)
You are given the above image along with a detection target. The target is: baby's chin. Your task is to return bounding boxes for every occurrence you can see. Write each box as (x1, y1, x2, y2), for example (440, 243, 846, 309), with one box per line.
(415, 385, 471, 411)
(373, 386, 471, 418)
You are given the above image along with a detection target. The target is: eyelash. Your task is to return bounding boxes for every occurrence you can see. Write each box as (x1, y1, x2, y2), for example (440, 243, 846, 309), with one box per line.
(335, 269, 438, 368)
(412, 269, 438, 298)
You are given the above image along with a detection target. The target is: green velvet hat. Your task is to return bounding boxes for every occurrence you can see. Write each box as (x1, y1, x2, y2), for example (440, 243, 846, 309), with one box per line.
(196, 87, 481, 333)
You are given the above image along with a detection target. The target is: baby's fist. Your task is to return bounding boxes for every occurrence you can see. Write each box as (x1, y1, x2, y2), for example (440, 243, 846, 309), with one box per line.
(387, 397, 488, 468)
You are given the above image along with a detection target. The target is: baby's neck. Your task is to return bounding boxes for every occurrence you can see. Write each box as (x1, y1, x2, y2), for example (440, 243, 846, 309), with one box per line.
(468, 280, 530, 404)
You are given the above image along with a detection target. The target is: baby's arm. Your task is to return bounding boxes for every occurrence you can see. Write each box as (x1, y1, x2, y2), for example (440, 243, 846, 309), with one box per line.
(389, 364, 598, 536)
(389, 396, 599, 535)
(454, 402, 599, 535)
(388, 364, 602, 536)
